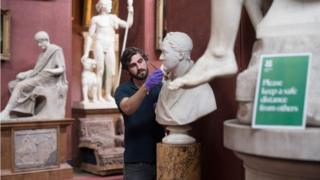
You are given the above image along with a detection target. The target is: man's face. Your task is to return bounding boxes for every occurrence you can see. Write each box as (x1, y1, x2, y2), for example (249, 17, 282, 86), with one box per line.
(37, 39, 49, 51)
(128, 53, 148, 80)
(159, 40, 181, 72)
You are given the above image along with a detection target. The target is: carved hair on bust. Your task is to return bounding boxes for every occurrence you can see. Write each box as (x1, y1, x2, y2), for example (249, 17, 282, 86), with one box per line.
(164, 32, 193, 61)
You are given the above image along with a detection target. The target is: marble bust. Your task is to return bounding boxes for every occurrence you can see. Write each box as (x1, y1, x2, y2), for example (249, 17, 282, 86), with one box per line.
(155, 32, 216, 144)
(0, 31, 68, 120)
(81, 0, 134, 107)
(167, 0, 320, 126)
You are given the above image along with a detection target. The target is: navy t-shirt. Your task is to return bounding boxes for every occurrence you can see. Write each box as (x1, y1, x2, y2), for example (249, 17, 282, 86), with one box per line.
(114, 79, 164, 163)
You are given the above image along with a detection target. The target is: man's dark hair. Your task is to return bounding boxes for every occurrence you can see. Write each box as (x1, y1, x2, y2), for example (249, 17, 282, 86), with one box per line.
(121, 47, 148, 70)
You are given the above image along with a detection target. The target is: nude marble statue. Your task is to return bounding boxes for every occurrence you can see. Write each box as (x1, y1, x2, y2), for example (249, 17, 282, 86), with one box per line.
(155, 32, 216, 144)
(81, 0, 133, 106)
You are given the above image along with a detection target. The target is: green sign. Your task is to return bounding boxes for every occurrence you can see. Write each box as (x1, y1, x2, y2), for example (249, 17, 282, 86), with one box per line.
(253, 53, 311, 129)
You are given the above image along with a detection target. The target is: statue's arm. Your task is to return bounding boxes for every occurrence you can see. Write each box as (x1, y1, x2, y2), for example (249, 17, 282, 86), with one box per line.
(118, 0, 134, 29)
(81, 18, 97, 60)
(244, 0, 264, 30)
(16, 69, 33, 80)
(44, 49, 65, 75)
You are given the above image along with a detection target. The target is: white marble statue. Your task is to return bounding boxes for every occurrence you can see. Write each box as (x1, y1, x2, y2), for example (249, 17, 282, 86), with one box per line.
(0, 31, 68, 120)
(155, 32, 216, 144)
(168, 0, 320, 126)
(81, 58, 98, 104)
(81, 0, 134, 106)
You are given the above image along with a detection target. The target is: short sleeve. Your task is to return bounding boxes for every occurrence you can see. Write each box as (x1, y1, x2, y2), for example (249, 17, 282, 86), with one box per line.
(114, 85, 130, 112)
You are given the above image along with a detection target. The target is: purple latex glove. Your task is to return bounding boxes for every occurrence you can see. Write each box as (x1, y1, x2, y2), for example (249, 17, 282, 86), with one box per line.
(144, 69, 164, 92)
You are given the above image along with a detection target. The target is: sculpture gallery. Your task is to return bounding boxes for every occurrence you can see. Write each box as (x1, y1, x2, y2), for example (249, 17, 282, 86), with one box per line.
(0, 31, 68, 120)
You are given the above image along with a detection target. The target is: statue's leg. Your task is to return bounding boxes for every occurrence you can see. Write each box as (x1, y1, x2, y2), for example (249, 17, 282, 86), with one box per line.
(1, 78, 35, 119)
(94, 44, 106, 102)
(82, 83, 89, 103)
(104, 48, 116, 102)
(169, 0, 244, 90)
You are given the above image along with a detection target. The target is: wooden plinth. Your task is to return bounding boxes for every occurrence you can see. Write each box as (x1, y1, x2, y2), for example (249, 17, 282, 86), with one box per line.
(1, 119, 74, 180)
(157, 143, 201, 180)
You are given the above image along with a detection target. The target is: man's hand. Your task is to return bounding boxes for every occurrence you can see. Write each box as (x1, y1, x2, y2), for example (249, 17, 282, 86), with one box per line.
(144, 69, 164, 92)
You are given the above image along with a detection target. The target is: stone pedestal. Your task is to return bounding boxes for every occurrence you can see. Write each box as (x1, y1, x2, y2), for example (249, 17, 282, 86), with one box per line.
(72, 106, 124, 175)
(224, 119, 320, 180)
(1, 119, 73, 180)
(157, 143, 201, 180)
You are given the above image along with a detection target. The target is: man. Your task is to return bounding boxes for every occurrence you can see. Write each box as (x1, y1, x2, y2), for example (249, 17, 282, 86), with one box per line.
(115, 47, 164, 180)
(0, 31, 67, 120)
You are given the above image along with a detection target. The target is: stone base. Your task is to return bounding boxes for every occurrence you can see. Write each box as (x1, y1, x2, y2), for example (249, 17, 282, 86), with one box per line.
(1, 163, 73, 180)
(236, 152, 320, 180)
(72, 107, 124, 175)
(80, 147, 124, 176)
(157, 143, 201, 180)
(81, 163, 122, 176)
(1, 119, 74, 180)
(224, 119, 320, 180)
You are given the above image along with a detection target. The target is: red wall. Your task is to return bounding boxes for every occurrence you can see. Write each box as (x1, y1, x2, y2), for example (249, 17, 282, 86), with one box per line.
(1, 0, 72, 117)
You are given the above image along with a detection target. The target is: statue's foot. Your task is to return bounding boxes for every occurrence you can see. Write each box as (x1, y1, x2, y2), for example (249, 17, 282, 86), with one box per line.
(168, 51, 238, 90)
(97, 96, 107, 102)
(237, 101, 253, 124)
(105, 96, 116, 103)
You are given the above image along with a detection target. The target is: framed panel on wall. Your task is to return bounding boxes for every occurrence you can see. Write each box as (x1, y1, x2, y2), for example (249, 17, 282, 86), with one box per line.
(155, 0, 167, 50)
(1, 9, 11, 61)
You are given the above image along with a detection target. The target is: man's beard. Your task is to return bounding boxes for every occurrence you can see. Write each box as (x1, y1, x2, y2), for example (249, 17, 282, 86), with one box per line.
(131, 68, 148, 80)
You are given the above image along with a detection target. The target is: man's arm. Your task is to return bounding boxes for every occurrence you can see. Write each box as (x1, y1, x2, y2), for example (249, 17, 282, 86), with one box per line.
(118, 69, 164, 116)
(119, 84, 148, 116)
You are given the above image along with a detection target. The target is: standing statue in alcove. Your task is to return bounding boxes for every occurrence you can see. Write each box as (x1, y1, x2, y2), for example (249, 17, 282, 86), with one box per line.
(155, 32, 216, 144)
(0, 31, 68, 120)
(168, 0, 320, 126)
(81, 0, 134, 107)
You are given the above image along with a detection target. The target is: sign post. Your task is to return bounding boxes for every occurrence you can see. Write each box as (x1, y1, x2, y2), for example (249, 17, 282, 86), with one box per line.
(253, 53, 311, 129)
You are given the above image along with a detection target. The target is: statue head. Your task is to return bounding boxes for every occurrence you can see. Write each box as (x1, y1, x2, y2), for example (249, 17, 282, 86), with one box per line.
(34, 31, 50, 51)
(160, 32, 193, 72)
(96, 0, 112, 14)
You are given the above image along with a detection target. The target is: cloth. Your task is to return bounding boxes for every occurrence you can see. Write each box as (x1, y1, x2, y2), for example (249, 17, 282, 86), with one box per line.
(155, 80, 216, 125)
(114, 79, 164, 163)
(124, 163, 156, 180)
(7, 44, 67, 115)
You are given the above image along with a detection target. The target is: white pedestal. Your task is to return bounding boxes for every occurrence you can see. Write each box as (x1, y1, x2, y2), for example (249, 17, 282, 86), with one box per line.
(224, 119, 320, 180)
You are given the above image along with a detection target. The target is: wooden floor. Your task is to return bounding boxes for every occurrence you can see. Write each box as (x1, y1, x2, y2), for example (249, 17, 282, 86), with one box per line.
(69, 168, 123, 180)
